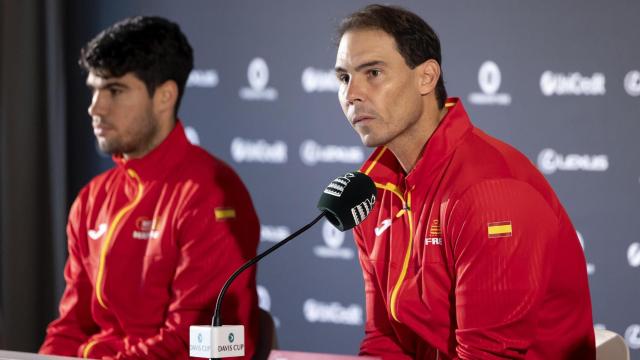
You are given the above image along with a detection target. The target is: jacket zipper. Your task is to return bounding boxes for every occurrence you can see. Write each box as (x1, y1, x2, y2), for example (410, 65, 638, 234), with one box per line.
(389, 190, 413, 322)
(374, 182, 414, 323)
(95, 169, 144, 309)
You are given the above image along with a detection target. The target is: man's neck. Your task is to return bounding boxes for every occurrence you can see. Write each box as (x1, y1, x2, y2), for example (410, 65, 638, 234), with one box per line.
(389, 106, 448, 174)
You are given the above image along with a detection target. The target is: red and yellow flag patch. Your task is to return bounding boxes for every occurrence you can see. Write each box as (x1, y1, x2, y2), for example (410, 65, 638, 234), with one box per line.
(214, 207, 236, 221)
(487, 221, 512, 238)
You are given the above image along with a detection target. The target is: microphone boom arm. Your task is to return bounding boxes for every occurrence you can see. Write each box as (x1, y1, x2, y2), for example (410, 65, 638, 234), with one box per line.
(212, 213, 325, 327)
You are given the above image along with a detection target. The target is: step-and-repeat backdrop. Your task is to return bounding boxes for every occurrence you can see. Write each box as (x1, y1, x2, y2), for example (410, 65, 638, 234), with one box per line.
(65, 0, 640, 357)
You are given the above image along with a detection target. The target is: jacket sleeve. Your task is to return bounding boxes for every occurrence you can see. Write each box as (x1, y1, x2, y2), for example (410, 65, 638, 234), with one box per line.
(40, 196, 99, 356)
(108, 192, 260, 360)
(447, 179, 557, 359)
(354, 227, 413, 360)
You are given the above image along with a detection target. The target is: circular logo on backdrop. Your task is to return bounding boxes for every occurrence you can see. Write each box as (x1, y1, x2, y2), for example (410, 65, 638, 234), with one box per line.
(257, 285, 271, 311)
(322, 219, 345, 249)
(184, 126, 200, 145)
(576, 230, 595, 275)
(576, 231, 585, 249)
(228, 333, 234, 343)
(247, 58, 269, 91)
(624, 70, 640, 96)
(625, 324, 640, 349)
(478, 61, 502, 95)
(628, 242, 640, 267)
(197, 333, 203, 344)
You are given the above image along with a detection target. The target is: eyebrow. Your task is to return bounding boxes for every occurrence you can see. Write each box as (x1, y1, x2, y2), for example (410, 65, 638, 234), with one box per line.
(335, 60, 386, 74)
(86, 81, 129, 90)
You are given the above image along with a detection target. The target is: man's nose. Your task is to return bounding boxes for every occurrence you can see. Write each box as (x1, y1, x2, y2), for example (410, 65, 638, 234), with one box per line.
(88, 91, 107, 117)
(344, 78, 365, 104)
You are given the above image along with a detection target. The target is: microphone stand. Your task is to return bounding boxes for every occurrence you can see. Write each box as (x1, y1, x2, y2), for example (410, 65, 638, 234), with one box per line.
(211, 213, 325, 329)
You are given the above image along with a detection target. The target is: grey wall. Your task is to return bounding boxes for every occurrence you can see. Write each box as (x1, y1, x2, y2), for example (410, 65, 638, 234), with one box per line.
(64, 0, 640, 357)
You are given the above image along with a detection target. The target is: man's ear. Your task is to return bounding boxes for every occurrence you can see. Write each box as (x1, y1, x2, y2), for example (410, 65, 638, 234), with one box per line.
(416, 59, 440, 96)
(153, 80, 178, 114)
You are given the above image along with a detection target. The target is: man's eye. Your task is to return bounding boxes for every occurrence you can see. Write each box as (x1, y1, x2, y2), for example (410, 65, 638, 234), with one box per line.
(369, 69, 381, 77)
(337, 74, 350, 84)
(109, 88, 122, 96)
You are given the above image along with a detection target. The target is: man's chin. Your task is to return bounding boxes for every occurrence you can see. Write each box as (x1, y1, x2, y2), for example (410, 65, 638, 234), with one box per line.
(96, 140, 121, 155)
(360, 134, 386, 148)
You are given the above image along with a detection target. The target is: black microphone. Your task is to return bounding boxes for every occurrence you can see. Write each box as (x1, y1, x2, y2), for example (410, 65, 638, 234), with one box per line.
(317, 171, 377, 231)
(189, 171, 377, 359)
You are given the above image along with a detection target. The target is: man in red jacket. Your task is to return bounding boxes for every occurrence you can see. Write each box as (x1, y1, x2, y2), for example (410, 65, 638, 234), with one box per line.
(39, 16, 260, 359)
(334, 5, 595, 359)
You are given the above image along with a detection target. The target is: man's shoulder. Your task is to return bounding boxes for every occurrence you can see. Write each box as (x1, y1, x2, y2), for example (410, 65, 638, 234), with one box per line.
(452, 128, 541, 182)
(176, 145, 247, 192)
(443, 128, 557, 204)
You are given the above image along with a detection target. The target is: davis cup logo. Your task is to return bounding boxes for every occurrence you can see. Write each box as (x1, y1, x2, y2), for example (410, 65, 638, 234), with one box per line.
(625, 324, 640, 350)
(239, 57, 278, 101)
(323, 219, 344, 249)
(257, 285, 271, 311)
(313, 220, 354, 260)
(248, 58, 268, 91)
(628, 242, 640, 268)
(624, 70, 640, 97)
(184, 126, 200, 145)
(468, 61, 511, 105)
(228, 333, 234, 343)
(479, 61, 501, 95)
(576, 231, 595, 275)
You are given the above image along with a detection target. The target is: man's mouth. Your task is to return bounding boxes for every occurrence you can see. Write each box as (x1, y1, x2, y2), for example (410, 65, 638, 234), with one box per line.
(352, 114, 375, 125)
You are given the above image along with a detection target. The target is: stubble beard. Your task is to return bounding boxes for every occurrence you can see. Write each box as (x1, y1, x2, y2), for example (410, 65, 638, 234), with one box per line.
(96, 111, 158, 157)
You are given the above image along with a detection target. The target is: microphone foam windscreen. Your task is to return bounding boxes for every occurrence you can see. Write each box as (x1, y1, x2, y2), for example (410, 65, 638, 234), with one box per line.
(317, 171, 377, 231)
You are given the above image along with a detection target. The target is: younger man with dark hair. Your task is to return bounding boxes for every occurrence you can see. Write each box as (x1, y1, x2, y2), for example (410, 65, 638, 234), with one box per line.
(40, 16, 260, 359)
(335, 5, 595, 359)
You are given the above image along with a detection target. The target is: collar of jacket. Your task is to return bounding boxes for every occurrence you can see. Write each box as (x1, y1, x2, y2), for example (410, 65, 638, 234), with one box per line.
(112, 120, 191, 182)
(360, 98, 473, 190)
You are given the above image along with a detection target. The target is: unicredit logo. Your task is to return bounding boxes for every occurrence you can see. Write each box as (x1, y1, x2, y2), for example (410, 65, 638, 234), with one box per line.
(540, 71, 606, 96)
(303, 299, 363, 326)
(624, 70, 640, 97)
(186, 69, 219, 88)
(231, 137, 287, 163)
(537, 148, 609, 174)
(260, 225, 291, 243)
(299, 140, 364, 166)
(628, 242, 640, 268)
(302, 67, 339, 93)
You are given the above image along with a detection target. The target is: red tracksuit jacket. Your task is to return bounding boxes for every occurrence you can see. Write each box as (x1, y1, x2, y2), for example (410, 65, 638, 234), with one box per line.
(354, 99, 595, 359)
(40, 122, 260, 359)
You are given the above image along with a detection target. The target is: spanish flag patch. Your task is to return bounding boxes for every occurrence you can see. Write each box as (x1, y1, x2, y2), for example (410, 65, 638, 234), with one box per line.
(214, 207, 236, 221)
(487, 221, 512, 238)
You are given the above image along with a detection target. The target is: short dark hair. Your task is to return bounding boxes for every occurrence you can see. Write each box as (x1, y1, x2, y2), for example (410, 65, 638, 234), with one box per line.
(79, 16, 194, 115)
(337, 5, 447, 109)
